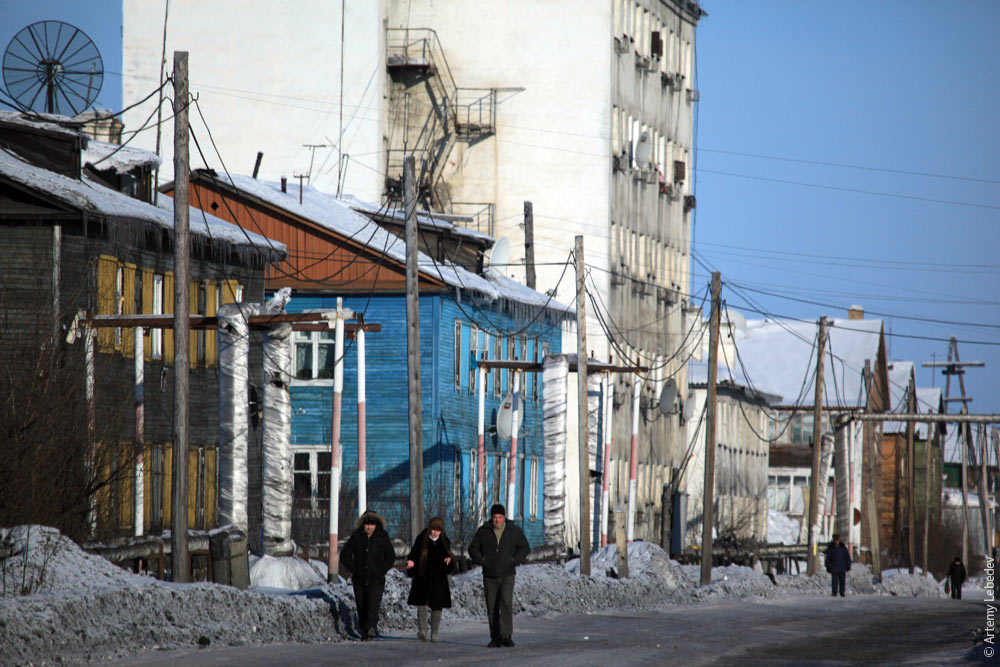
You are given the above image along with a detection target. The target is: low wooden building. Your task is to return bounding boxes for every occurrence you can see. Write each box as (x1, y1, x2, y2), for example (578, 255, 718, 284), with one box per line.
(0, 111, 284, 542)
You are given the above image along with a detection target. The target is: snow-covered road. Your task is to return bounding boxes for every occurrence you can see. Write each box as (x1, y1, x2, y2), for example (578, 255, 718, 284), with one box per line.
(113, 595, 984, 666)
(0, 526, 960, 665)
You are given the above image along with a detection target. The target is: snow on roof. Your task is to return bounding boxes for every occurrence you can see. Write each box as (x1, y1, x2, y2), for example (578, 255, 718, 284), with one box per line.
(883, 362, 942, 434)
(0, 109, 85, 139)
(83, 139, 161, 174)
(687, 359, 782, 404)
(218, 173, 571, 313)
(0, 147, 283, 259)
(727, 316, 883, 406)
(342, 194, 494, 244)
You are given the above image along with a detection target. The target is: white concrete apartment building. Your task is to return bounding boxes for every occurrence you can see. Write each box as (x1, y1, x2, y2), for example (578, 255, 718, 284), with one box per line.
(122, 0, 703, 544)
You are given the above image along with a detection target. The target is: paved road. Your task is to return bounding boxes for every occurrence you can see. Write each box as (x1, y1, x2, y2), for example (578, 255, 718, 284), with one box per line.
(119, 594, 987, 666)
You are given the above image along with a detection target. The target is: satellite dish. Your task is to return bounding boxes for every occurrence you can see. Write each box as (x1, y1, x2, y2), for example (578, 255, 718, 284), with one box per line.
(3, 21, 104, 115)
(635, 130, 652, 167)
(659, 378, 677, 416)
(496, 391, 521, 441)
(682, 390, 697, 422)
(486, 236, 510, 278)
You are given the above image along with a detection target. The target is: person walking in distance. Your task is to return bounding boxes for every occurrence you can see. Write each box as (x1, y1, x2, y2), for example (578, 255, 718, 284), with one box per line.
(948, 555, 967, 600)
(406, 516, 456, 642)
(824, 533, 851, 597)
(341, 511, 396, 640)
(468, 504, 530, 648)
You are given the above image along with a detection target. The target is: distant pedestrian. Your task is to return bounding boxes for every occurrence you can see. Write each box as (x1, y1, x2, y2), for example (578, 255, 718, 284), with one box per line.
(341, 511, 396, 640)
(824, 533, 851, 597)
(948, 556, 967, 600)
(406, 516, 456, 642)
(468, 504, 530, 648)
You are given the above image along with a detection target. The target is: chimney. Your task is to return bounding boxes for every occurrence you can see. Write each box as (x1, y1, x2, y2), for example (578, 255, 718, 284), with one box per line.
(848, 304, 864, 320)
(280, 176, 287, 193)
(252, 151, 263, 179)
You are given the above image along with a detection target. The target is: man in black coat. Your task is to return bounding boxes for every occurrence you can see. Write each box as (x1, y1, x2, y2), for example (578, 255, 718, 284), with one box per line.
(948, 556, 967, 599)
(824, 533, 851, 597)
(468, 503, 531, 648)
(341, 511, 396, 640)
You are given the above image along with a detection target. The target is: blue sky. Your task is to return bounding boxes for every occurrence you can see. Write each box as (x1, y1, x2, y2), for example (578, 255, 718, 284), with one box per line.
(2, 0, 997, 415)
(694, 1, 1000, 415)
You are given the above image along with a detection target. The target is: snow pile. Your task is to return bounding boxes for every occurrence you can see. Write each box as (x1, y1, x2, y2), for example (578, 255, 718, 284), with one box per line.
(0, 527, 950, 664)
(249, 554, 326, 590)
(0, 525, 156, 597)
(0, 527, 339, 665)
(877, 569, 945, 598)
(678, 562, 785, 600)
(767, 510, 802, 545)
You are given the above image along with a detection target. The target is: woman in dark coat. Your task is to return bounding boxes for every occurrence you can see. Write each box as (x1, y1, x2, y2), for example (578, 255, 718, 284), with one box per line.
(406, 516, 455, 642)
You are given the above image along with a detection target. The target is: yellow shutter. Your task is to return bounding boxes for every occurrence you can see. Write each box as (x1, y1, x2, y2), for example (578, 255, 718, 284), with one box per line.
(205, 447, 217, 528)
(221, 279, 240, 304)
(205, 281, 218, 366)
(163, 273, 174, 365)
(96, 255, 117, 351)
(187, 447, 198, 527)
(189, 280, 198, 369)
(162, 443, 172, 524)
(141, 268, 154, 359)
(143, 444, 152, 530)
(119, 442, 133, 530)
(122, 264, 137, 358)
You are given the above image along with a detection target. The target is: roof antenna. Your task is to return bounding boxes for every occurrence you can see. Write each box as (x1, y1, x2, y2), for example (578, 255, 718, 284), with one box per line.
(252, 151, 263, 179)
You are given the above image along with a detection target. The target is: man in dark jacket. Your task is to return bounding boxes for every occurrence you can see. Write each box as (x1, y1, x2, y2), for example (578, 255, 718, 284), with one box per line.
(824, 533, 851, 597)
(948, 556, 967, 599)
(468, 503, 530, 648)
(341, 511, 396, 640)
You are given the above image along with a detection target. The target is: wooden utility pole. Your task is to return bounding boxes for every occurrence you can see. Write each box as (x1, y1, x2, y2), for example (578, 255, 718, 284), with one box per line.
(981, 424, 992, 562)
(862, 360, 881, 580)
(906, 375, 916, 574)
(575, 235, 591, 576)
(404, 156, 424, 542)
(524, 201, 536, 290)
(923, 414, 932, 574)
(170, 50, 191, 583)
(700, 271, 721, 586)
(806, 315, 828, 576)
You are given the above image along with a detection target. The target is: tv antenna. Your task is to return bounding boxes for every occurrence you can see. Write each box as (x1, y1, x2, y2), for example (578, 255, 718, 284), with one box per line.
(3, 21, 104, 115)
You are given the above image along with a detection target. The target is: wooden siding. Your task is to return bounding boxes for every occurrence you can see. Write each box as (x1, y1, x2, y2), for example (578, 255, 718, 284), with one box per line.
(286, 293, 559, 546)
(186, 181, 445, 293)
(1, 213, 267, 541)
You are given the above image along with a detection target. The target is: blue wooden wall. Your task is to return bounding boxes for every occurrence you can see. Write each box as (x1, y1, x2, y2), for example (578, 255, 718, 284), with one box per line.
(284, 292, 562, 546)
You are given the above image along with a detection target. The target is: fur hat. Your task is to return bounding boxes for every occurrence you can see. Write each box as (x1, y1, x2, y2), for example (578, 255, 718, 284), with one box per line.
(428, 516, 445, 532)
(490, 503, 506, 517)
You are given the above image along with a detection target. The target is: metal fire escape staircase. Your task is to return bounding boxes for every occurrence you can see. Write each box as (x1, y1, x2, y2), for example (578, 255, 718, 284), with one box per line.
(386, 28, 497, 225)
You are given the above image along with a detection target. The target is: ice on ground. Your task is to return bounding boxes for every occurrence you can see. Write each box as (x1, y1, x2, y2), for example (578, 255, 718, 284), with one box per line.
(0, 527, 947, 665)
(767, 510, 802, 545)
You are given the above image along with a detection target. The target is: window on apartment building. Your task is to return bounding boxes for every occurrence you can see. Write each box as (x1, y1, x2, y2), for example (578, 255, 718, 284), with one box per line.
(294, 330, 335, 380)
(290, 449, 332, 512)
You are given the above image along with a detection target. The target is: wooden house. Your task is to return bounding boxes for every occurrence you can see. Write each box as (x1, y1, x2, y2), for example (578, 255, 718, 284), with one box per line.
(167, 170, 574, 546)
(0, 111, 284, 542)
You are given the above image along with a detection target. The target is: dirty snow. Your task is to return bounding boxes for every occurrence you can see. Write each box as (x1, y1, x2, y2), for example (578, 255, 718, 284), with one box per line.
(0, 528, 945, 665)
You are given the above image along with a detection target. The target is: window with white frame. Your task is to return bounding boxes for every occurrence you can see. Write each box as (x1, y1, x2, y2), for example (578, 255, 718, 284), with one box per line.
(152, 274, 164, 359)
(294, 330, 335, 380)
(454, 320, 462, 390)
(291, 449, 331, 513)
